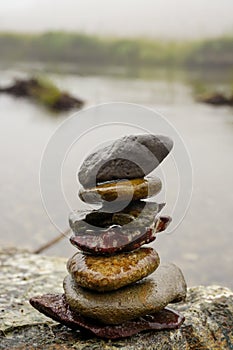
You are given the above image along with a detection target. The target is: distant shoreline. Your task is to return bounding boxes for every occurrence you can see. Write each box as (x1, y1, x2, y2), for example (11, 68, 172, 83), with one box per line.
(0, 31, 232, 69)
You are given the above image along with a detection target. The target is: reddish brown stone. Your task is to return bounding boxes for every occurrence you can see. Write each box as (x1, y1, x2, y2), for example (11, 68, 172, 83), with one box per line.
(70, 216, 171, 255)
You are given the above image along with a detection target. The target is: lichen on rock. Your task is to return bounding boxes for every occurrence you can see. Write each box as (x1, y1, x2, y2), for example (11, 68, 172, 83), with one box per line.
(1, 248, 232, 349)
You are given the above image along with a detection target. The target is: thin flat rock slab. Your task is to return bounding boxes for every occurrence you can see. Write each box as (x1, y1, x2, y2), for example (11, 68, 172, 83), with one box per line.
(63, 263, 187, 324)
(70, 216, 171, 255)
(69, 201, 169, 255)
(29, 294, 185, 340)
(67, 247, 160, 292)
(79, 176, 162, 204)
(78, 134, 173, 188)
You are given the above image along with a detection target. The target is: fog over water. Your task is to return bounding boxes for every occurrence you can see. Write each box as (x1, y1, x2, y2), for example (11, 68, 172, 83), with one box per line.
(0, 0, 233, 38)
(0, 0, 232, 290)
(0, 67, 232, 289)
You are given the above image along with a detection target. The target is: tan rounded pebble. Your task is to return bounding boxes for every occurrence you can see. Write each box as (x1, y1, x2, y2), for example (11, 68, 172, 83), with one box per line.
(67, 247, 160, 292)
(79, 176, 162, 204)
(63, 263, 187, 324)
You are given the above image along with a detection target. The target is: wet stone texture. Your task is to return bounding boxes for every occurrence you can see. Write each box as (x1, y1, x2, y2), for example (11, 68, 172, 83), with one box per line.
(1, 248, 233, 350)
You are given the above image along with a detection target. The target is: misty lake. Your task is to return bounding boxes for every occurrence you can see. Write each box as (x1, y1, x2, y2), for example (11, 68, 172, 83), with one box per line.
(0, 65, 232, 289)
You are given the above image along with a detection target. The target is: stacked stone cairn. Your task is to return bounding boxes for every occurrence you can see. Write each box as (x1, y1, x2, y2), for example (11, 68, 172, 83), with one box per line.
(30, 134, 187, 339)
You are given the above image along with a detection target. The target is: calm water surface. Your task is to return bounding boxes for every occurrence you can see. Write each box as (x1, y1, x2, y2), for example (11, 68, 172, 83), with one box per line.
(0, 66, 232, 288)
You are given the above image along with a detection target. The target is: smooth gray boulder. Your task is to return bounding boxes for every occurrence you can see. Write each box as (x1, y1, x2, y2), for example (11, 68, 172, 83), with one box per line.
(63, 263, 187, 324)
(78, 134, 173, 188)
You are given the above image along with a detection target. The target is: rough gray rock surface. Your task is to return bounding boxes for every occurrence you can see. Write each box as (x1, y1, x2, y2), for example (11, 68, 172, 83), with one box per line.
(1, 248, 233, 349)
(78, 134, 173, 188)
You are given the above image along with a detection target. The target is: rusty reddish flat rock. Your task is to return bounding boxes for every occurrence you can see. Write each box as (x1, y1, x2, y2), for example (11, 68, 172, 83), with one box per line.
(70, 216, 171, 255)
(29, 294, 185, 339)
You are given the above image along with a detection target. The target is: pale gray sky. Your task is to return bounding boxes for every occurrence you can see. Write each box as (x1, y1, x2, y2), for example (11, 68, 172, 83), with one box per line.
(0, 0, 233, 38)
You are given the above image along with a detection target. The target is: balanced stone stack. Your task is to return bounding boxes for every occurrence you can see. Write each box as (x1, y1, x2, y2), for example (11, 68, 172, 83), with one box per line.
(30, 134, 187, 339)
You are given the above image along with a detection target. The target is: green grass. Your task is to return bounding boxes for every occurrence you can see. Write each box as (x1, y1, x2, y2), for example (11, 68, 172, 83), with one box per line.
(30, 76, 62, 107)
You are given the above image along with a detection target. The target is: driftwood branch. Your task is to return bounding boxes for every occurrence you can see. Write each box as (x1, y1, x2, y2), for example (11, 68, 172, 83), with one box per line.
(33, 228, 71, 254)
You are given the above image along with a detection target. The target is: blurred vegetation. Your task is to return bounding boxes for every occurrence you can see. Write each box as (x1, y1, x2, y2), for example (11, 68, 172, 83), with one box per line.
(0, 32, 232, 68)
(30, 77, 62, 106)
(0, 76, 84, 111)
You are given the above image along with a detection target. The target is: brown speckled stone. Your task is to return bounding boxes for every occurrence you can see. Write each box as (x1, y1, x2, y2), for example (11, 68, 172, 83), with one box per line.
(79, 176, 162, 204)
(63, 263, 187, 324)
(67, 248, 160, 292)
